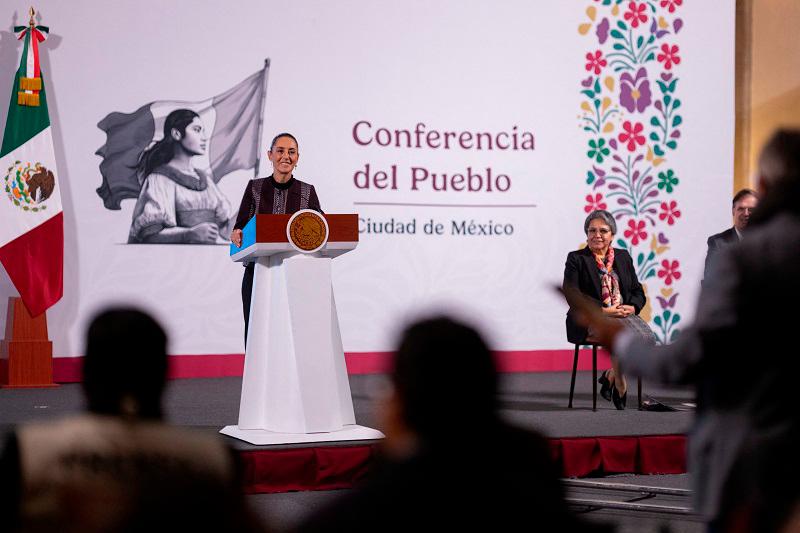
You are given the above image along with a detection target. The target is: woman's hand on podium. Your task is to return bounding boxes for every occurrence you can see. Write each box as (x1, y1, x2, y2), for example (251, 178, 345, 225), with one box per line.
(231, 229, 243, 248)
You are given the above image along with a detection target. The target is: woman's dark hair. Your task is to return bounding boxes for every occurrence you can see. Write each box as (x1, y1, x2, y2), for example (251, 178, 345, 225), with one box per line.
(750, 129, 800, 226)
(82, 308, 168, 419)
(392, 317, 498, 440)
(270, 132, 299, 151)
(137, 109, 199, 178)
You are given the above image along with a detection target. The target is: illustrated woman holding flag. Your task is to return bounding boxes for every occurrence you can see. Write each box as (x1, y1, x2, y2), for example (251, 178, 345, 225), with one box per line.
(128, 109, 234, 244)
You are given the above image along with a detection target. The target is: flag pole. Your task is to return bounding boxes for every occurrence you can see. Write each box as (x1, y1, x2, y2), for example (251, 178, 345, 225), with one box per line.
(253, 58, 271, 179)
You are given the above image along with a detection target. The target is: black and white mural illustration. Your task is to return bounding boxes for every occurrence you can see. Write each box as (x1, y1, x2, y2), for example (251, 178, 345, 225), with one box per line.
(95, 66, 268, 244)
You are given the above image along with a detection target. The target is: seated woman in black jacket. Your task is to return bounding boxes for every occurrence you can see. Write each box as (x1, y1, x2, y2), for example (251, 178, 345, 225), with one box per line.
(563, 209, 654, 409)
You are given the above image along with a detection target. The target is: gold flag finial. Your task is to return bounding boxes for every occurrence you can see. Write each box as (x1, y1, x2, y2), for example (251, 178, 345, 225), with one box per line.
(29, 6, 36, 27)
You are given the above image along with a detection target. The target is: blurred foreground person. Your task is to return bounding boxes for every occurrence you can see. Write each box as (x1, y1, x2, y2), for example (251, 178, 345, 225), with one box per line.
(564, 130, 800, 533)
(0, 308, 263, 533)
(300, 316, 605, 532)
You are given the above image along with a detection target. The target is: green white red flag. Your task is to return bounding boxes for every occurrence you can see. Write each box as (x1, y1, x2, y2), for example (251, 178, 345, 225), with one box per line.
(0, 21, 63, 316)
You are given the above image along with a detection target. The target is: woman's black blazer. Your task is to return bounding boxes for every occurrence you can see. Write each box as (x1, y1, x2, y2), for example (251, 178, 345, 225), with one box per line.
(562, 247, 646, 344)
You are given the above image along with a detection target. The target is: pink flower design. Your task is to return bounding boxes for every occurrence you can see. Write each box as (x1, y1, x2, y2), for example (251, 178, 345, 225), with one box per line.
(660, 0, 682, 13)
(623, 219, 647, 246)
(657, 259, 682, 285)
(658, 200, 682, 225)
(624, 2, 648, 28)
(618, 121, 646, 152)
(584, 193, 608, 213)
(657, 44, 681, 70)
(585, 50, 607, 75)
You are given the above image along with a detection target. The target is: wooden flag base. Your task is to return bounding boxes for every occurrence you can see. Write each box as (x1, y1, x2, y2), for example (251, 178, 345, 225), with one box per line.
(0, 297, 58, 388)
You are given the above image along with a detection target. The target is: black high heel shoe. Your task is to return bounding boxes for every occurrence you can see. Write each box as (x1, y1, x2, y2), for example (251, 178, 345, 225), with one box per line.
(612, 385, 627, 410)
(598, 371, 612, 402)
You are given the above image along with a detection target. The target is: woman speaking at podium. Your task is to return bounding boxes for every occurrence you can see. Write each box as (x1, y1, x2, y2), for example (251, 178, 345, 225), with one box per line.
(230, 133, 322, 343)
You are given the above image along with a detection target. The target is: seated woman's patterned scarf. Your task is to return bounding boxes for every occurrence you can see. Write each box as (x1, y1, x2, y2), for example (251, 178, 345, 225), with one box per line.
(595, 247, 621, 307)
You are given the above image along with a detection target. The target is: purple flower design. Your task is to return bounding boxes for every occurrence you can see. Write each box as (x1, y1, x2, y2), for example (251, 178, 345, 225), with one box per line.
(657, 294, 678, 309)
(619, 68, 652, 113)
(596, 18, 609, 44)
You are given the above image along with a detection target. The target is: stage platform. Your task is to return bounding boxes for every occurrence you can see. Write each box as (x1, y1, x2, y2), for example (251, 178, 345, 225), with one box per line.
(0, 372, 693, 494)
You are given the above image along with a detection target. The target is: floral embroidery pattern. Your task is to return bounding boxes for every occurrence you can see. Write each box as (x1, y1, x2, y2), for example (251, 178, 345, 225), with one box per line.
(579, 0, 685, 343)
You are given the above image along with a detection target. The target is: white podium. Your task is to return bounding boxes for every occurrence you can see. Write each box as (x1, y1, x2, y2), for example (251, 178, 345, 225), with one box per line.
(220, 211, 384, 445)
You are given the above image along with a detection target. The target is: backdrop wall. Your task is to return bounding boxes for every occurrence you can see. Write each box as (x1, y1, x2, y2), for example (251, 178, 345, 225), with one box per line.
(0, 1, 735, 361)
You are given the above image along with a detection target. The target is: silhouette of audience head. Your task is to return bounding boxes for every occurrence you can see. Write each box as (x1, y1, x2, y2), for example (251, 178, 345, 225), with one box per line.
(391, 316, 498, 442)
(82, 308, 168, 419)
(752, 129, 800, 225)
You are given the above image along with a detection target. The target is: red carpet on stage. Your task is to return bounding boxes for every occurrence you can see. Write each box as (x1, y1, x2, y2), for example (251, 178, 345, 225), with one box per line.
(238, 434, 686, 494)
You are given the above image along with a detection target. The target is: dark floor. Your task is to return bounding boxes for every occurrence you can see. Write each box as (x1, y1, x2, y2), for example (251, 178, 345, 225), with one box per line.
(0, 371, 698, 531)
(0, 371, 694, 444)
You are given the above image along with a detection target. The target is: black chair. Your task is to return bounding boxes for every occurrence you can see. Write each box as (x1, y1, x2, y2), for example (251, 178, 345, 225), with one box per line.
(568, 343, 641, 411)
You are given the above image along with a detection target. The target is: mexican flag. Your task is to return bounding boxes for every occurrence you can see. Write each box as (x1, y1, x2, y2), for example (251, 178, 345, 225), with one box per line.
(0, 23, 63, 317)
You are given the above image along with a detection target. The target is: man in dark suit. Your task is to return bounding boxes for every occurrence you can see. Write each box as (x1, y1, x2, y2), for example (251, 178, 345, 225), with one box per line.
(703, 188, 758, 282)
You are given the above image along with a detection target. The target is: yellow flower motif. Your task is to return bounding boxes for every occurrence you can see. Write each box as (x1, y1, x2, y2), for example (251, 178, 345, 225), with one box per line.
(601, 97, 611, 112)
(603, 122, 615, 133)
(578, 23, 592, 35)
(661, 287, 674, 298)
(581, 101, 593, 113)
(586, 6, 597, 21)
(604, 77, 615, 92)
(611, 4, 620, 16)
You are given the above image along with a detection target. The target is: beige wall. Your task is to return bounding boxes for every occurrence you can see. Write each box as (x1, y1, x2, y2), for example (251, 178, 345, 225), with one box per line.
(736, 0, 800, 191)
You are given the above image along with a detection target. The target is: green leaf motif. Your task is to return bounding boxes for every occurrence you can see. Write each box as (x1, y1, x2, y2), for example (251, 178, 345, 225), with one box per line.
(637, 253, 644, 266)
(672, 115, 683, 127)
(650, 116, 661, 127)
(610, 29, 624, 39)
(617, 20, 627, 31)
(664, 94, 672, 107)
(616, 238, 628, 249)
(612, 43, 625, 51)
(644, 268, 656, 279)
(587, 171, 596, 185)
(594, 78, 601, 93)
(636, 35, 644, 48)
(581, 90, 595, 99)
(645, 52, 655, 62)
(673, 99, 681, 110)
(654, 316, 663, 326)
(666, 140, 678, 150)
(649, 132, 659, 141)
(654, 145, 665, 156)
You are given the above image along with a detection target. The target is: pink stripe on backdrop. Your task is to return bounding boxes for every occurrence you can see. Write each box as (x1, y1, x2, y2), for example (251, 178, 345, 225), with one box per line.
(52, 349, 611, 383)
